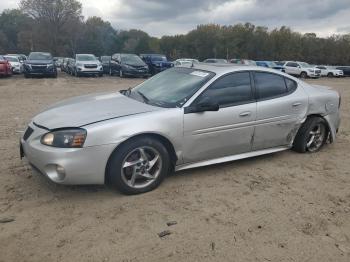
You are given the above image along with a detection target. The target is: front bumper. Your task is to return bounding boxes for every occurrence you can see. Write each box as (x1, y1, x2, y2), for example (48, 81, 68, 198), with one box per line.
(24, 67, 56, 76)
(123, 68, 150, 77)
(77, 66, 103, 75)
(20, 123, 117, 185)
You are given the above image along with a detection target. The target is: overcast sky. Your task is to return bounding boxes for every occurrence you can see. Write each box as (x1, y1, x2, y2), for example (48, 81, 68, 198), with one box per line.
(1, 0, 350, 37)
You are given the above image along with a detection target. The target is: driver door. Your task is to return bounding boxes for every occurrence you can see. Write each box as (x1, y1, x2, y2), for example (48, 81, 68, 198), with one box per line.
(183, 71, 257, 163)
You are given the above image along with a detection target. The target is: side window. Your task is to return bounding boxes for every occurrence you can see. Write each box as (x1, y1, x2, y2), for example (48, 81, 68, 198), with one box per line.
(255, 72, 287, 100)
(286, 62, 296, 67)
(199, 72, 253, 107)
(285, 77, 298, 93)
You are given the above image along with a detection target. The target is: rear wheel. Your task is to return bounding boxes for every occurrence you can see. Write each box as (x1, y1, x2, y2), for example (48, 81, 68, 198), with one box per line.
(106, 137, 170, 194)
(300, 71, 307, 79)
(293, 117, 328, 153)
(327, 72, 334, 78)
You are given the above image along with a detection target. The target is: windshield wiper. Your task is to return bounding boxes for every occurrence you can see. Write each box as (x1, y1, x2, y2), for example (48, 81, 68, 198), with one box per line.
(137, 91, 149, 104)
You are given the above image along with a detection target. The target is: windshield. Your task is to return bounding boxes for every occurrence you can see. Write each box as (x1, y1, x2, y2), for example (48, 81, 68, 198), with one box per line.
(28, 52, 52, 60)
(300, 62, 311, 68)
(125, 67, 215, 108)
(76, 54, 97, 61)
(151, 55, 167, 62)
(4, 56, 18, 62)
(121, 54, 144, 65)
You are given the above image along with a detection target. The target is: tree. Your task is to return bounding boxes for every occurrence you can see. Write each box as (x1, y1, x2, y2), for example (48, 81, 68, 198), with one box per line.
(20, 0, 82, 55)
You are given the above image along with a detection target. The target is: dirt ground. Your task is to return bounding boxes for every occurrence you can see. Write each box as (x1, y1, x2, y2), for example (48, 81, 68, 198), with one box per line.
(0, 72, 349, 262)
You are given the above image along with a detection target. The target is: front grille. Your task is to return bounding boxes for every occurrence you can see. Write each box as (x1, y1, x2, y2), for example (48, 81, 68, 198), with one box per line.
(23, 126, 34, 141)
(315, 69, 321, 74)
(84, 64, 97, 69)
(32, 65, 47, 70)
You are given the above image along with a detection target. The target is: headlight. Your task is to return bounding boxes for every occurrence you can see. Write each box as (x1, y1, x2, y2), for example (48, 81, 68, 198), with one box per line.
(41, 128, 87, 148)
(308, 69, 314, 72)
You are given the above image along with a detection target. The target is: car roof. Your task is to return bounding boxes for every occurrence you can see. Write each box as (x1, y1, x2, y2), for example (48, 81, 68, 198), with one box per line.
(189, 63, 284, 75)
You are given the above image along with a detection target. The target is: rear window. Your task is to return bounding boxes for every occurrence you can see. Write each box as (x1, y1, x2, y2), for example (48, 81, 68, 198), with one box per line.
(285, 78, 298, 93)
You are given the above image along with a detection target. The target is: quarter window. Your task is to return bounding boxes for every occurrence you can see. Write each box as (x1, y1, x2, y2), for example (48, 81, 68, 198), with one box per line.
(255, 72, 287, 100)
(199, 72, 253, 107)
(285, 78, 298, 93)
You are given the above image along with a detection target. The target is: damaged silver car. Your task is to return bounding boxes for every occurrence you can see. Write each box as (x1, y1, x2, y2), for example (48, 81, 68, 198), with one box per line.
(20, 64, 341, 194)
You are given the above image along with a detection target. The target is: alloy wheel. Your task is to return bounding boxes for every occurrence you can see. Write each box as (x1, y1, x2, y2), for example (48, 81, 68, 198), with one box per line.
(121, 146, 162, 189)
(306, 123, 326, 152)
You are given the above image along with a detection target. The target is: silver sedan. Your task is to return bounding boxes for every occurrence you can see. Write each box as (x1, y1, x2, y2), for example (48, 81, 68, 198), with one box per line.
(20, 64, 341, 194)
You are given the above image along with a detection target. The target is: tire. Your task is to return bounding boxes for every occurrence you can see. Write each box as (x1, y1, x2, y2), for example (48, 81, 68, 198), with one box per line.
(327, 72, 334, 78)
(52, 72, 58, 78)
(99, 73, 103, 77)
(74, 69, 79, 77)
(292, 117, 328, 153)
(119, 69, 123, 78)
(24, 74, 29, 78)
(106, 136, 170, 195)
(300, 72, 307, 79)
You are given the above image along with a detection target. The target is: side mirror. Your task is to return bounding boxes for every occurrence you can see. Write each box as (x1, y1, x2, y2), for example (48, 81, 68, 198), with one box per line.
(185, 97, 219, 114)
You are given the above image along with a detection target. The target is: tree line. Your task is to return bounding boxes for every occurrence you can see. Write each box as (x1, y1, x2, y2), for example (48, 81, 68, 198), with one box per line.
(0, 0, 349, 65)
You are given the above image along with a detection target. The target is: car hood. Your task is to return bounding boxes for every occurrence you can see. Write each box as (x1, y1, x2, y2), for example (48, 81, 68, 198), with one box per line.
(26, 60, 53, 64)
(33, 92, 161, 130)
(77, 60, 99, 64)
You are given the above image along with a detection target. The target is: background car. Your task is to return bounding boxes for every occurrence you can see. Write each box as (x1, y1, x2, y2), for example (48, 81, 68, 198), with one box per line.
(335, 66, 350, 77)
(110, 53, 149, 78)
(203, 58, 228, 63)
(60, 58, 69, 72)
(54, 57, 64, 68)
(140, 54, 173, 75)
(73, 54, 103, 77)
(23, 52, 57, 78)
(66, 58, 76, 75)
(0, 55, 12, 77)
(256, 61, 284, 71)
(316, 66, 344, 77)
(283, 61, 321, 78)
(174, 58, 199, 67)
(100, 56, 111, 74)
(6, 54, 27, 62)
(230, 59, 257, 65)
(4, 55, 23, 74)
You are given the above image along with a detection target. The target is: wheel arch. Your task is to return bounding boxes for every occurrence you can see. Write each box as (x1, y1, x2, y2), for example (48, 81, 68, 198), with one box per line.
(104, 132, 178, 183)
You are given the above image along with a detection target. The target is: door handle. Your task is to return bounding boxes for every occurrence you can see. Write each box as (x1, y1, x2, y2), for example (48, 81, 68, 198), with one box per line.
(239, 111, 251, 117)
(292, 102, 302, 107)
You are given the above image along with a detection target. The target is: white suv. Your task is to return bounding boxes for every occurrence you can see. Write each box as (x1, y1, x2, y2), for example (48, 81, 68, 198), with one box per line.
(74, 54, 103, 77)
(283, 61, 321, 78)
(316, 66, 344, 77)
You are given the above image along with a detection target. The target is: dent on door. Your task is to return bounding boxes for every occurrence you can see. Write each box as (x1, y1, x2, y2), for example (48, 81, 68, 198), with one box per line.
(183, 103, 257, 163)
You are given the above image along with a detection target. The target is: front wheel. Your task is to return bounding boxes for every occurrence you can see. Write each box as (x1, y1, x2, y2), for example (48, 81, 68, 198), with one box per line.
(293, 117, 328, 153)
(106, 137, 170, 194)
(327, 72, 334, 78)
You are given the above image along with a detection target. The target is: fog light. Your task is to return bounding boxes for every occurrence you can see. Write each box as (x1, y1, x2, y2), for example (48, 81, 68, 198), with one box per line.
(56, 165, 66, 180)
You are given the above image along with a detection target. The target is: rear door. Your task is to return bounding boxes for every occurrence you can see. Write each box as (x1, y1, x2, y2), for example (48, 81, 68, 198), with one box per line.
(252, 72, 308, 150)
(284, 62, 299, 75)
(183, 71, 257, 163)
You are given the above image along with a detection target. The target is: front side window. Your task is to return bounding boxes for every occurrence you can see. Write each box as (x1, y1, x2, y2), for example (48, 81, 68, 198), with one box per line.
(198, 72, 253, 107)
(255, 72, 287, 100)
